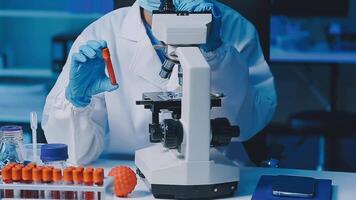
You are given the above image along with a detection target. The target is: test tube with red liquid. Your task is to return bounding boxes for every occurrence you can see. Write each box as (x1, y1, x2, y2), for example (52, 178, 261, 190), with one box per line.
(102, 48, 118, 86)
(94, 168, 104, 200)
(2, 166, 14, 198)
(73, 168, 84, 199)
(22, 167, 33, 198)
(52, 168, 62, 199)
(11, 165, 22, 198)
(63, 167, 75, 199)
(84, 167, 94, 200)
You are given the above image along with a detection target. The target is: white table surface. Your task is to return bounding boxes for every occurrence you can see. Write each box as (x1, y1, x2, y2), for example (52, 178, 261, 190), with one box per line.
(91, 156, 356, 200)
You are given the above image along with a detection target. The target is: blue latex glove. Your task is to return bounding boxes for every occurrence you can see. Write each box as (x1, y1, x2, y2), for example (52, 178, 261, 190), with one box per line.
(174, 0, 222, 52)
(66, 40, 119, 108)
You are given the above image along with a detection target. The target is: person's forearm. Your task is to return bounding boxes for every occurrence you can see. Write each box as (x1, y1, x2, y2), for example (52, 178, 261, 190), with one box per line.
(202, 44, 277, 141)
(42, 88, 106, 165)
(42, 34, 108, 165)
(202, 44, 249, 125)
(233, 75, 277, 141)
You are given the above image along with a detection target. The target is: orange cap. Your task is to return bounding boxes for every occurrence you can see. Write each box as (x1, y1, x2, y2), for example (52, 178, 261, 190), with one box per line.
(32, 167, 43, 182)
(77, 166, 84, 172)
(12, 167, 22, 181)
(15, 164, 24, 169)
(102, 48, 110, 59)
(73, 169, 83, 183)
(63, 168, 73, 183)
(86, 166, 94, 171)
(22, 167, 32, 181)
(83, 168, 94, 184)
(26, 163, 36, 169)
(42, 167, 53, 182)
(94, 168, 104, 185)
(6, 163, 16, 168)
(53, 168, 62, 182)
(2, 166, 13, 182)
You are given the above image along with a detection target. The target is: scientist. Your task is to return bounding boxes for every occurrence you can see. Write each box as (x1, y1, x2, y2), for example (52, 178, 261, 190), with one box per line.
(42, 0, 277, 165)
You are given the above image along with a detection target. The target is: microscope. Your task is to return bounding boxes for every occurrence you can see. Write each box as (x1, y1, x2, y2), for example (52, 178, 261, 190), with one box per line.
(135, 0, 240, 199)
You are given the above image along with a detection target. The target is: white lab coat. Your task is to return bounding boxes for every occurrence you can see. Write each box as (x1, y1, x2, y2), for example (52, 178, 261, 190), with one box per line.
(42, 1, 277, 165)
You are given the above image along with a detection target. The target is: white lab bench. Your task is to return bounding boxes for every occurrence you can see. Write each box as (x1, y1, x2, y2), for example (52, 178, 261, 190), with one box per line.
(91, 156, 356, 200)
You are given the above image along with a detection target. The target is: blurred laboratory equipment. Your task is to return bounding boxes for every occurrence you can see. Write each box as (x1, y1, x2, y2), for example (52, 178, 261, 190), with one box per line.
(51, 34, 77, 72)
(0, 126, 25, 168)
(0, 53, 6, 69)
(326, 23, 356, 51)
(270, 17, 311, 51)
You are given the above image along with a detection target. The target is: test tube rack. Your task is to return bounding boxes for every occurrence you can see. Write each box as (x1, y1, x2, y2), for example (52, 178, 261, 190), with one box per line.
(0, 176, 113, 199)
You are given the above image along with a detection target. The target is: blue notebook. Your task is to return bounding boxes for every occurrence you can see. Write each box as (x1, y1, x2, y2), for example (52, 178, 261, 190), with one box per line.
(252, 175, 332, 200)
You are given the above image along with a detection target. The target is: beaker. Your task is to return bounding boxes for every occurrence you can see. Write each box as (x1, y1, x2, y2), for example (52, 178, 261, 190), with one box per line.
(0, 125, 25, 168)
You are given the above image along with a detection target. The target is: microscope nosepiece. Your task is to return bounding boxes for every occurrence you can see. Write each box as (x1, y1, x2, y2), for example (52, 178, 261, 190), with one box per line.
(159, 59, 176, 79)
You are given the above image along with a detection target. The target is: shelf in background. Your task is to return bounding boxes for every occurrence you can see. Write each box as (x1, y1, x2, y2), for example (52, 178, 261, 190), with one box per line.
(0, 83, 47, 124)
(270, 47, 356, 64)
(0, 69, 57, 79)
(0, 10, 102, 19)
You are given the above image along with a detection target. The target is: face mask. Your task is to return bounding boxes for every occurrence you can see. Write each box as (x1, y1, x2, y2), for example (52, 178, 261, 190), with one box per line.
(138, 0, 161, 13)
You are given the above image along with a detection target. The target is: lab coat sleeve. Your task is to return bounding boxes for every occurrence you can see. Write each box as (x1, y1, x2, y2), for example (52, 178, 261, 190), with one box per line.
(202, 26, 277, 142)
(42, 33, 107, 165)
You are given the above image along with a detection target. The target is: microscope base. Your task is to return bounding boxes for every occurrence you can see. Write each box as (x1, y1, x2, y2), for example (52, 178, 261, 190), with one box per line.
(150, 180, 238, 199)
(135, 144, 239, 199)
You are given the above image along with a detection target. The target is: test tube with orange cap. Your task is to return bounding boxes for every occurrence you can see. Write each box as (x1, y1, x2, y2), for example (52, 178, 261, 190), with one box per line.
(2, 166, 14, 198)
(73, 168, 84, 199)
(102, 48, 118, 86)
(63, 167, 75, 199)
(11, 165, 22, 198)
(32, 167, 43, 198)
(77, 166, 84, 177)
(22, 167, 33, 198)
(83, 167, 94, 200)
(42, 167, 53, 199)
(94, 168, 105, 200)
(52, 168, 62, 199)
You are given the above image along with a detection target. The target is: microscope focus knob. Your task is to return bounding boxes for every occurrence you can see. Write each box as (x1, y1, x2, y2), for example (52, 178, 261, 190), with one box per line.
(211, 118, 240, 147)
(149, 124, 163, 143)
(162, 119, 183, 149)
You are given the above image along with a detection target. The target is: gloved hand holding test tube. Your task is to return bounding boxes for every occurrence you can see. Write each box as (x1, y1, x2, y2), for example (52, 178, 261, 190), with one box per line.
(66, 40, 119, 108)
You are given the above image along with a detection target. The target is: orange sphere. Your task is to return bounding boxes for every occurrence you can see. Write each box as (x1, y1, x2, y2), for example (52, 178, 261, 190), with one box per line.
(109, 166, 137, 197)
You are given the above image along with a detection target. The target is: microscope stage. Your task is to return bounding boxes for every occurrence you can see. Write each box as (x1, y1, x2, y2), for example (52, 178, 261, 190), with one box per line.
(136, 92, 222, 111)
